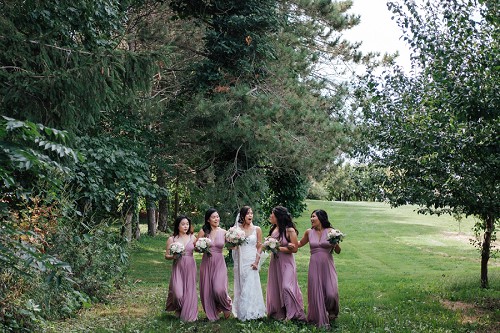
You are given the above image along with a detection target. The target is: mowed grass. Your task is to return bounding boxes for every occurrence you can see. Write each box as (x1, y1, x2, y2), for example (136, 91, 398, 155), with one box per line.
(43, 201, 499, 332)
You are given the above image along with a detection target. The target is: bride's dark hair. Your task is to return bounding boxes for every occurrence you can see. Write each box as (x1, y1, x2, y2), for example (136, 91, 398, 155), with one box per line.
(268, 206, 298, 242)
(238, 206, 252, 225)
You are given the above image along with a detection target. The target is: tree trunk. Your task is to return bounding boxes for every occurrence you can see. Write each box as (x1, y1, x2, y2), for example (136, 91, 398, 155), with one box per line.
(146, 196, 157, 236)
(122, 209, 133, 243)
(133, 206, 141, 240)
(157, 170, 169, 232)
(174, 176, 180, 218)
(480, 214, 494, 288)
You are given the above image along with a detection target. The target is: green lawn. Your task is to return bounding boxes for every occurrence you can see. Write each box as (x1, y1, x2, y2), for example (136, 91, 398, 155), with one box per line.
(43, 201, 499, 332)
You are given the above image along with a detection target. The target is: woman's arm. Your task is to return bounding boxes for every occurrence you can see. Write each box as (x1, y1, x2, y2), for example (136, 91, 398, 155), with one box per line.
(298, 229, 309, 248)
(279, 228, 299, 254)
(333, 243, 341, 254)
(251, 227, 263, 269)
(288, 229, 309, 251)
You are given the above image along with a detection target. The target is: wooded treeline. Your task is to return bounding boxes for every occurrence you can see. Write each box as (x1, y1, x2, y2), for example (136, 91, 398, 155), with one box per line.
(1, 0, 372, 329)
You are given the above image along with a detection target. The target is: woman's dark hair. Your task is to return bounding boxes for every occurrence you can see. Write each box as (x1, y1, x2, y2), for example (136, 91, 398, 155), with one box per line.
(238, 206, 252, 225)
(173, 215, 192, 237)
(312, 209, 332, 229)
(202, 208, 218, 236)
(268, 206, 299, 242)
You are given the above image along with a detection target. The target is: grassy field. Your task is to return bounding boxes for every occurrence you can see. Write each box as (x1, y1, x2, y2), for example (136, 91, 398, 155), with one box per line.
(43, 201, 499, 332)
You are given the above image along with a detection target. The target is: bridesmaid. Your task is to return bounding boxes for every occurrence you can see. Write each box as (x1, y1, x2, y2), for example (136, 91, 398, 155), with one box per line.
(296, 209, 340, 327)
(164, 215, 198, 322)
(266, 206, 306, 321)
(197, 208, 232, 321)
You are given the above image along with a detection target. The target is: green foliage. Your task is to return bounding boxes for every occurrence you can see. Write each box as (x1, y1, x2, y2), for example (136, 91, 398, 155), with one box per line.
(0, 212, 128, 331)
(323, 163, 384, 201)
(306, 179, 328, 200)
(49, 221, 129, 302)
(362, 0, 500, 220)
(72, 136, 167, 217)
(0, 0, 164, 134)
(359, 0, 499, 287)
(262, 170, 309, 218)
(170, 0, 279, 89)
(157, 0, 365, 219)
(0, 216, 72, 330)
(1, 0, 134, 49)
(0, 116, 81, 203)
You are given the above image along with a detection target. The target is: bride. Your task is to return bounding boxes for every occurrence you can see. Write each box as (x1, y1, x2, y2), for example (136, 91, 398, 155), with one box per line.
(232, 206, 266, 320)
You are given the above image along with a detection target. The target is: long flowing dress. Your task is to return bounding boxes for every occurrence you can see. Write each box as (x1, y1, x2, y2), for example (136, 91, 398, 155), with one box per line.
(266, 230, 306, 321)
(165, 235, 198, 322)
(232, 226, 266, 320)
(307, 228, 339, 327)
(199, 228, 232, 321)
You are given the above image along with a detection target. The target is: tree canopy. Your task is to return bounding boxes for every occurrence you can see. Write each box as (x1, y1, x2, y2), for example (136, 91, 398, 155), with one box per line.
(359, 0, 499, 288)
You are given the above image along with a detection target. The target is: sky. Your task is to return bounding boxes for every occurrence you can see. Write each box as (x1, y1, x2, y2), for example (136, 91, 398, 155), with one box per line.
(342, 0, 412, 72)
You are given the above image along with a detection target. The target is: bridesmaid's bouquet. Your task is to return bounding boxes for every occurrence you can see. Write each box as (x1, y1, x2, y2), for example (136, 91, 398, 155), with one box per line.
(195, 237, 212, 257)
(327, 228, 345, 245)
(169, 242, 185, 261)
(225, 227, 247, 248)
(262, 237, 280, 258)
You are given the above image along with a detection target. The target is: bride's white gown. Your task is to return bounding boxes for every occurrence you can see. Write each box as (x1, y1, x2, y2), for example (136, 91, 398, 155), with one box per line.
(232, 226, 266, 320)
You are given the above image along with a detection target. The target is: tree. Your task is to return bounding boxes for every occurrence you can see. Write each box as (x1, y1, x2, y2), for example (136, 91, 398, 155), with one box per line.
(161, 0, 365, 218)
(359, 0, 499, 288)
(0, 1, 169, 327)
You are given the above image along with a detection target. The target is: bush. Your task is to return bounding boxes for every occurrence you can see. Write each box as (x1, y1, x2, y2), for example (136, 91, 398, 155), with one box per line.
(0, 203, 129, 331)
(49, 220, 129, 302)
(306, 180, 328, 200)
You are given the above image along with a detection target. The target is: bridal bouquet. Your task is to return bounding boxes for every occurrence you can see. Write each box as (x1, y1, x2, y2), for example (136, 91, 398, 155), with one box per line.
(327, 228, 345, 245)
(169, 242, 185, 260)
(225, 227, 247, 248)
(195, 237, 212, 257)
(262, 236, 280, 258)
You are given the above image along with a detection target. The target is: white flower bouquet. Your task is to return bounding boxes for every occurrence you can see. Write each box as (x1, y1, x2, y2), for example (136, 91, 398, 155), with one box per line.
(169, 242, 185, 260)
(225, 227, 247, 248)
(262, 236, 280, 258)
(326, 228, 345, 245)
(195, 237, 212, 256)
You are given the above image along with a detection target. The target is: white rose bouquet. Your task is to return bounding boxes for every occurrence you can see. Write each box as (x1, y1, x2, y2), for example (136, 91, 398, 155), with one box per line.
(326, 228, 345, 245)
(169, 242, 185, 261)
(225, 227, 247, 248)
(195, 237, 212, 257)
(262, 236, 280, 258)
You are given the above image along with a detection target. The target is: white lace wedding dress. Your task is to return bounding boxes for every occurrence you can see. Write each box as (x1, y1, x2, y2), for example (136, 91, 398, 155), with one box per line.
(232, 226, 266, 320)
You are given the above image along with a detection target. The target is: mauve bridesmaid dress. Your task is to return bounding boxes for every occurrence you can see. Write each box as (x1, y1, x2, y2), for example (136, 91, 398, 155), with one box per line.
(306, 228, 339, 327)
(165, 235, 198, 322)
(266, 230, 306, 321)
(199, 228, 232, 321)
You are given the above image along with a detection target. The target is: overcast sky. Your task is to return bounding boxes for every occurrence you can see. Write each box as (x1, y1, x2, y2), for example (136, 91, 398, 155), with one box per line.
(342, 0, 412, 71)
